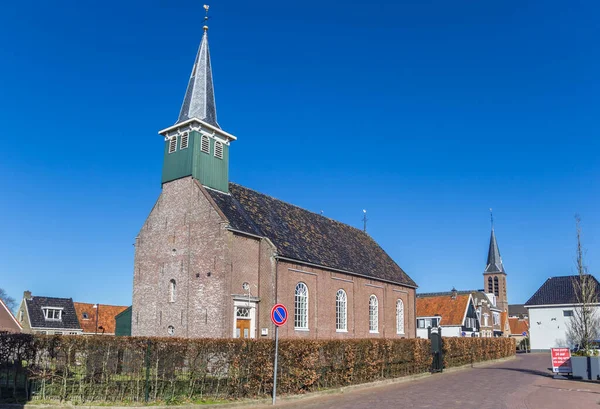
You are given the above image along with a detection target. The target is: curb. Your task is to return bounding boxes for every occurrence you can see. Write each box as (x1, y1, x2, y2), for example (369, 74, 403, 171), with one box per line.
(6, 355, 517, 409)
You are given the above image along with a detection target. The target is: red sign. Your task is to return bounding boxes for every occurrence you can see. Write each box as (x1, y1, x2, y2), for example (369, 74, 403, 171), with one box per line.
(271, 304, 288, 327)
(551, 348, 572, 373)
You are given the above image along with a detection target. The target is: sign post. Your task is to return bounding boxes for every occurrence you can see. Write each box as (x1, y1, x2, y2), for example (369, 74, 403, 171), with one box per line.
(271, 303, 288, 405)
(550, 348, 572, 378)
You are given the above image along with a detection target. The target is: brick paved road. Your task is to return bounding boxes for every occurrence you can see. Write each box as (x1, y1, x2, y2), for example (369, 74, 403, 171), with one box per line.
(266, 353, 600, 409)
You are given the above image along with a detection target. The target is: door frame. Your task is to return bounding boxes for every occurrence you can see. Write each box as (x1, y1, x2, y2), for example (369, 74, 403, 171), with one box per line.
(233, 298, 258, 339)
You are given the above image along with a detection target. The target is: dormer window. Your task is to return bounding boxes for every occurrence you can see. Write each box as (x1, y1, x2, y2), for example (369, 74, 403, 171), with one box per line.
(82, 312, 89, 320)
(180, 133, 189, 150)
(201, 135, 210, 153)
(168, 136, 177, 154)
(42, 307, 63, 321)
(214, 141, 223, 159)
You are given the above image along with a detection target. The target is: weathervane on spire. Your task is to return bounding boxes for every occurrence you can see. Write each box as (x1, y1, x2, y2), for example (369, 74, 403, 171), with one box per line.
(203, 4, 210, 31)
(490, 208, 494, 229)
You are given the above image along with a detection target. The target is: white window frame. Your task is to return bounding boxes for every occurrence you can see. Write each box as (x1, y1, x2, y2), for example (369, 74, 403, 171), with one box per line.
(493, 312, 500, 326)
(180, 133, 189, 150)
(201, 135, 210, 153)
(396, 299, 405, 334)
(169, 279, 176, 303)
(168, 136, 177, 154)
(42, 307, 63, 321)
(369, 295, 379, 333)
(483, 313, 489, 327)
(294, 282, 309, 330)
(214, 141, 223, 159)
(336, 289, 347, 332)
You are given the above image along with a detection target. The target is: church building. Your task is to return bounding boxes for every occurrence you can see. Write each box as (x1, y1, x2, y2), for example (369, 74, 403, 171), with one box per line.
(131, 16, 418, 339)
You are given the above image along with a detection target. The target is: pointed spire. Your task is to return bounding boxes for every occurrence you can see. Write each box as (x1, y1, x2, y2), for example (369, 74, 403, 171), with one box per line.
(485, 211, 504, 273)
(176, 5, 219, 128)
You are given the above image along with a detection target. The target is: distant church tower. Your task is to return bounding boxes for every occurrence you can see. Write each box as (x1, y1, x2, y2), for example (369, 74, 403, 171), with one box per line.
(483, 214, 508, 312)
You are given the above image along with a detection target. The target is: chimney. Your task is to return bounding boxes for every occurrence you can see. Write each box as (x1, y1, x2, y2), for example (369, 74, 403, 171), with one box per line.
(23, 290, 32, 300)
(451, 287, 457, 300)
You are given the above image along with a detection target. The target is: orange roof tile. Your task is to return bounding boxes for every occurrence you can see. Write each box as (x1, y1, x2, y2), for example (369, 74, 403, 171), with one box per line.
(416, 294, 471, 326)
(508, 317, 529, 335)
(73, 302, 128, 334)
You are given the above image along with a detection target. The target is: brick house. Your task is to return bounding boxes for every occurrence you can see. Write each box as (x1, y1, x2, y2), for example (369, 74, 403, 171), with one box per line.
(16, 291, 82, 335)
(73, 302, 129, 335)
(131, 21, 418, 340)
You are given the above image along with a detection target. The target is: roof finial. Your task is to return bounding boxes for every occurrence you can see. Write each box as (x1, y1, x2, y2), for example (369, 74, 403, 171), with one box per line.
(203, 4, 210, 32)
(490, 208, 494, 230)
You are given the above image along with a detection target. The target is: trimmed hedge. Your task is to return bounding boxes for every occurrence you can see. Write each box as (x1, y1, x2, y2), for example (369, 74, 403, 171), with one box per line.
(0, 333, 514, 404)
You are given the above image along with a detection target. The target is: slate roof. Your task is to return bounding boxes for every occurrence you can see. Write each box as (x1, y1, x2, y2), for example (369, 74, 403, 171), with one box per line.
(525, 275, 600, 306)
(508, 317, 529, 336)
(416, 294, 471, 326)
(73, 302, 129, 334)
(485, 228, 505, 273)
(177, 29, 219, 128)
(508, 304, 528, 318)
(25, 296, 81, 329)
(207, 183, 417, 287)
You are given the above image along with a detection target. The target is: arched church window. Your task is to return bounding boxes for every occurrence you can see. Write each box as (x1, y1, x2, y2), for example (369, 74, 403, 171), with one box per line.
(488, 277, 493, 293)
(294, 282, 308, 330)
(396, 299, 405, 335)
(493, 276, 499, 296)
(336, 289, 347, 332)
(369, 295, 379, 333)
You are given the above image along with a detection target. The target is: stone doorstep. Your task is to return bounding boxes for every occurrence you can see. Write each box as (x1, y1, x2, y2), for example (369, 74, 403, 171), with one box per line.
(13, 355, 518, 409)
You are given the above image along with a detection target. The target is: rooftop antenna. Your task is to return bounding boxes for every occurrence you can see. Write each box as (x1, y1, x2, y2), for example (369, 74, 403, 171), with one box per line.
(203, 4, 210, 31)
(362, 209, 367, 233)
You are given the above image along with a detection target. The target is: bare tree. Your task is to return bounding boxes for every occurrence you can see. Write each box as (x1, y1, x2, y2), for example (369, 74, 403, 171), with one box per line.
(0, 288, 17, 311)
(566, 215, 600, 354)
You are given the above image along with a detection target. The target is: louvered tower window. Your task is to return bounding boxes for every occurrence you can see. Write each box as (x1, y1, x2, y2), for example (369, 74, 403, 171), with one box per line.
(294, 282, 308, 330)
(201, 135, 210, 153)
(180, 133, 189, 150)
(168, 136, 177, 153)
(369, 295, 379, 333)
(494, 276, 499, 296)
(336, 289, 347, 332)
(488, 277, 493, 293)
(214, 141, 223, 159)
(396, 299, 405, 334)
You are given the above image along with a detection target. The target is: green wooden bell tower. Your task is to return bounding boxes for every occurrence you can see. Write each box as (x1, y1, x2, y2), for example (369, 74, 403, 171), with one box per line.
(158, 21, 236, 193)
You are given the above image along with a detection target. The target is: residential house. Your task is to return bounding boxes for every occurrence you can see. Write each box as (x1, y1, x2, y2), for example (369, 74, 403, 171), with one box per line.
(472, 291, 504, 337)
(16, 291, 82, 335)
(525, 275, 600, 350)
(73, 302, 129, 335)
(508, 304, 528, 319)
(131, 15, 418, 339)
(416, 291, 479, 338)
(508, 316, 529, 348)
(0, 298, 21, 333)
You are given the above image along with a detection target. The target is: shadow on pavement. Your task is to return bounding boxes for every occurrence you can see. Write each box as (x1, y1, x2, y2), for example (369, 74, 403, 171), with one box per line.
(482, 366, 553, 378)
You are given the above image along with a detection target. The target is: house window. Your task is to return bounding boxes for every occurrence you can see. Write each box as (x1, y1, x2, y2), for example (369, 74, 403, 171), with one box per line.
(54, 331, 63, 335)
(201, 135, 210, 153)
(369, 295, 378, 333)
(336, 289, 347, 332)
(484, 314, 489, 327)
(476, 309, 481, 324)
(396, 299, 405, 335)
(493, 312, 500, 326)
(168, 136, 177, 153)
(82, 312, 89, 320)
(214, 141, 223, 159)
(417, 317, 440, 329)
(180, 133, 189, 150)
(42, 307, 62, 321)
(294, 282, 308, 330)
(494, 276, 499, 296)
(19, 310, 24, 322)
(488, 277, 493, 293)
(169, 279, 176, 303)
(564, 310, 574, 317)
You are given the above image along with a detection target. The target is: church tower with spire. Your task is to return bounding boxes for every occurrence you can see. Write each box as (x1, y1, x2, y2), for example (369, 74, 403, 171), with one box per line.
(483, 214, 509, 313)
(158, 10, 236, 192)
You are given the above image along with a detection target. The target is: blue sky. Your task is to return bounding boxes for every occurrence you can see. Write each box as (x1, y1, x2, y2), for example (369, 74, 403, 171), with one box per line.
(0, 0, 598, 307)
